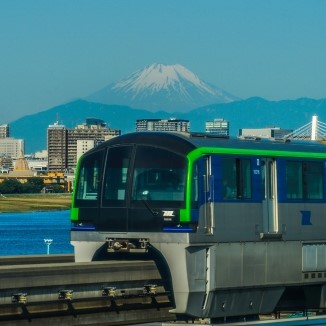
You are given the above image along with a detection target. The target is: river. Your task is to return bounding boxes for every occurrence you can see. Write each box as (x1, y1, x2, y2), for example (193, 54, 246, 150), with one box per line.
(0, 210, 73, 255)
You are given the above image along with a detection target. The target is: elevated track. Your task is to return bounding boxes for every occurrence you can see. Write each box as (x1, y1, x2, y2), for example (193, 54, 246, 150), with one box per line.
(0, 255, 175, 325)
(2, 255, 326, 325)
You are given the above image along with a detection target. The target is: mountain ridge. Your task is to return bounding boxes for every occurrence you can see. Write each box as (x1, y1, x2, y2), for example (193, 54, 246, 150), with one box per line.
(9, 97, 326, 154)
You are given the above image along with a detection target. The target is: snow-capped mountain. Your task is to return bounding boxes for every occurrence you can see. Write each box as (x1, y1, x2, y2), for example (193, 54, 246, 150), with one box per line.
(87, 63, 239, 112)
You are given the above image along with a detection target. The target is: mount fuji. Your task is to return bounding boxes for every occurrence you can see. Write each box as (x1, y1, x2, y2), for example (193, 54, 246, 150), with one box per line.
(87, 63, 239, 113)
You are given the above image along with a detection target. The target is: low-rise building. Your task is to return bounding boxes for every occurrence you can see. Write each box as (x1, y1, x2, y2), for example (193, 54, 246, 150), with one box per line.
(205, 118, 229, 136)
(239, 127, 293, 139)
(136, 118, 190, 132)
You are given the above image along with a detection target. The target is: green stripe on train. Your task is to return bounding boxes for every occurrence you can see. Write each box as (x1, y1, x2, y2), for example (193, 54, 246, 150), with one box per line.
(180, 146, 326, 223)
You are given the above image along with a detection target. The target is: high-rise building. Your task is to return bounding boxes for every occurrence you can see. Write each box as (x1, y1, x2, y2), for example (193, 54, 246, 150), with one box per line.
(205, 118, 229, 136)
(47, 122, 67, 172)
(0, 124, 9, 138)
(67, 119, 120, 169)
(47, 119, 120, 172)
(136, 118, 190, 132)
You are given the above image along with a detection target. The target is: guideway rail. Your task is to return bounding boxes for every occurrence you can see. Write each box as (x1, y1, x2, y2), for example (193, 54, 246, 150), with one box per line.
(0, 258, 175, 325)
(0, 254, 74, 266)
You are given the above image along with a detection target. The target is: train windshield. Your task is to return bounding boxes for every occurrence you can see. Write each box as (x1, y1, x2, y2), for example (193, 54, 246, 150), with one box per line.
(75, 150, 104, 204)
(131, 146, 186, 205)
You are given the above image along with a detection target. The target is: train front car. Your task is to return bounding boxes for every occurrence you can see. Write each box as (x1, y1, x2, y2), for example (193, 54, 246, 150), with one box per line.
(71, 132, 326, 321)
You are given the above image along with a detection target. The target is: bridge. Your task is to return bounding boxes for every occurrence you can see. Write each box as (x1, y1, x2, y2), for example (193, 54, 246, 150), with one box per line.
(284, 115, 326, 141)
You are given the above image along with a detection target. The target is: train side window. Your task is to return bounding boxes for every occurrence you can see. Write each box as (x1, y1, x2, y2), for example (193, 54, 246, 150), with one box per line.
(305, 162, 323, 199)
(286, 161, 323, 200)
(222, 159, 236, 199)
(222, 158, 252, 200)
(286, 161, 303, 199)
(102, 146, 132, 206)
(76, 150, 103, 203)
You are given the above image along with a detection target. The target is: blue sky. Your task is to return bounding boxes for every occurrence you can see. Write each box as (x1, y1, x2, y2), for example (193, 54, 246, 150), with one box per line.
(1, 0, 326, 122)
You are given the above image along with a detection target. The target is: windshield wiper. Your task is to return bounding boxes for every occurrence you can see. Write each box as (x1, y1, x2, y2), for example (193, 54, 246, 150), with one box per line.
(141, 190, 159, 216)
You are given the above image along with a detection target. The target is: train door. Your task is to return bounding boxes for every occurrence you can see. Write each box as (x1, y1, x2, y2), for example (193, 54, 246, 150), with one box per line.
(203, 156, 214, 234)
(261, 158, 279, 234)
(190, 156, 214, 234)
(74, 149, 104, 225)
(100, 146, 133, 231)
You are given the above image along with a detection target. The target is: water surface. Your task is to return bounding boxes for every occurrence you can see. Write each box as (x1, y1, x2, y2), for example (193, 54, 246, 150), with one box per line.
(0, 210, 73, 255)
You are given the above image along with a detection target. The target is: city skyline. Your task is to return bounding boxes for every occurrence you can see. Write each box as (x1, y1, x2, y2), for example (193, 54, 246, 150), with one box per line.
(1, 0, 326, 123)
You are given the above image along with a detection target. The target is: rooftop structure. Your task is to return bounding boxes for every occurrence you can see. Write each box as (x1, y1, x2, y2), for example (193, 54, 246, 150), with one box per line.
(14, 152, 30, 171)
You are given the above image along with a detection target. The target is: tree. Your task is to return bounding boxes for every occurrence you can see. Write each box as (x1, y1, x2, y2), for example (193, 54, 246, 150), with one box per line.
(0, 177, 45, 194)
(0, 179, 23, 194)
(25, 177, 44, 193)
(51, 184, 65, 193)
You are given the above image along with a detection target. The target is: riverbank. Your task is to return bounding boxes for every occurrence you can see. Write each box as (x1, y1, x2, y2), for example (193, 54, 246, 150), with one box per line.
(0, 193, 72, 213)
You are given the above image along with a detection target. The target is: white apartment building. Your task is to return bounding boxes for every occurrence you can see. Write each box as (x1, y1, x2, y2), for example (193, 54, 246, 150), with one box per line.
(0, 138, 24, 158)
(76, 139, 95, 162)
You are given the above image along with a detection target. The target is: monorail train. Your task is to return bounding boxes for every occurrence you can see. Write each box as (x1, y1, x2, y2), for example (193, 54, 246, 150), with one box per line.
(71, 131, 326, 320)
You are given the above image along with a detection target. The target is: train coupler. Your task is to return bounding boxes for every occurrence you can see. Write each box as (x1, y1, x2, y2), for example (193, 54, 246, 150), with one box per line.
(106, 238, 149, 253)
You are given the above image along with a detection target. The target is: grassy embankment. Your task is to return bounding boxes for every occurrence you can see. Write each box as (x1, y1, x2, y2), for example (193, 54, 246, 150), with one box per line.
(0, 193, 72, 213)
